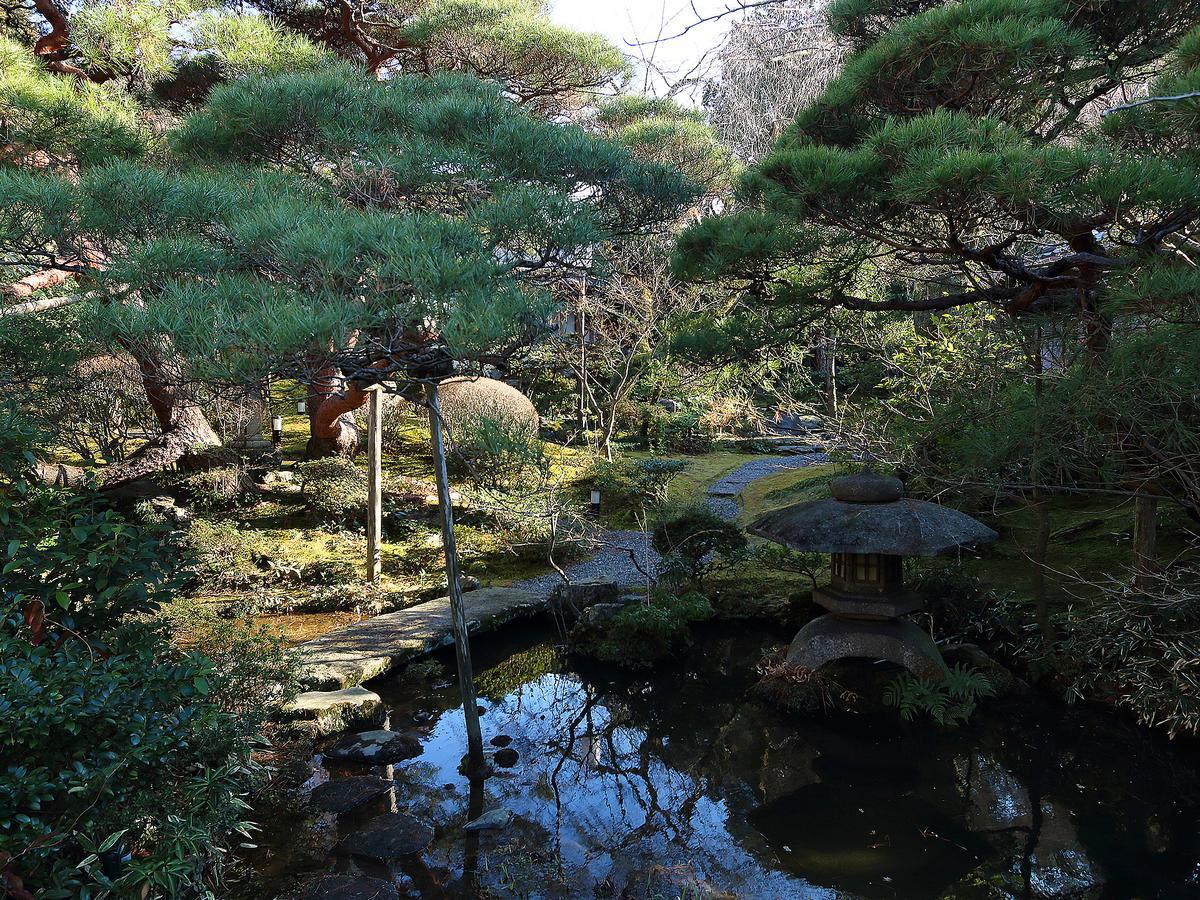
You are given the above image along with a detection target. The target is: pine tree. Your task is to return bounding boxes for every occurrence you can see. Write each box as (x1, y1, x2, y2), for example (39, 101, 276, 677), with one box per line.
(1, 2, 694, 479)
(678, 0, 1200, 511)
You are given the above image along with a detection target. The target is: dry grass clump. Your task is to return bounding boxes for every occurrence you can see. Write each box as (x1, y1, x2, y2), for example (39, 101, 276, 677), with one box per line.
(755, 654, 859, 715)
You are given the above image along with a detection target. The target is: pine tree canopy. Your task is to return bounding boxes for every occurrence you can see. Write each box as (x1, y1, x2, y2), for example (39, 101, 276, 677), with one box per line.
(676, 0, 1200, 348)
(2, 62, 697, 386)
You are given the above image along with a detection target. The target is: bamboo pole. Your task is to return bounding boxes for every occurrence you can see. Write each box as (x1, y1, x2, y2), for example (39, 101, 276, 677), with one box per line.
(425, 381, 486, 775)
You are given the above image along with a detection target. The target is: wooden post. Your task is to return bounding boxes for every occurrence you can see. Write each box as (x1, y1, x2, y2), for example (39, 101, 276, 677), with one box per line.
(1133, 491, 1159, 591)
(426, 382, 486, 776)
(365, 385, 383, 584)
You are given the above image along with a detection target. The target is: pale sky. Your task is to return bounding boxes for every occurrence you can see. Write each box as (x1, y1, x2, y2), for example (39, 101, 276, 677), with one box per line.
(548, 1, 737, 99)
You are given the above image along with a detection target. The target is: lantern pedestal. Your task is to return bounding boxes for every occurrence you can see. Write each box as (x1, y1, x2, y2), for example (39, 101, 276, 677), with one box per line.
(786, 614, 946, 682)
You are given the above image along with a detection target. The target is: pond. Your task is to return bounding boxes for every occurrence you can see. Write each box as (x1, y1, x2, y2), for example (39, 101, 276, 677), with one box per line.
(246, 622, 1200, 898)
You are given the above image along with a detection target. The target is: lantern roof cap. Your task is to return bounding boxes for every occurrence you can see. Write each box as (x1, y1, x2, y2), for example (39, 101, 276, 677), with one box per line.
(830, 467, 904, 503)
(748, 468, 998, 556)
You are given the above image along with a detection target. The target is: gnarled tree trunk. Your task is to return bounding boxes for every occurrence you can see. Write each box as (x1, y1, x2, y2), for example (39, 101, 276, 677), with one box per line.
(305, 365, 367, 459)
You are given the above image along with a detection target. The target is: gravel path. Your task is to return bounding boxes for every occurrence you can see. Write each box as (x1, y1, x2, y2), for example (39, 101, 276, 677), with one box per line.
(511, 449, 828, 591)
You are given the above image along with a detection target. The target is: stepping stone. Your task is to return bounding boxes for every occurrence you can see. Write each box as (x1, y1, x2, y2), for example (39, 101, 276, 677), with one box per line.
(464, 807, 513, 831)
(298, 874, 398, 900)
(324, 730, 422, 765)
(284, 686, 385, 736)
(493, 748, 519, 768)
(339, 813, 435, 860)
(310, 776, 394, 814)
(489, 734, 512, 748)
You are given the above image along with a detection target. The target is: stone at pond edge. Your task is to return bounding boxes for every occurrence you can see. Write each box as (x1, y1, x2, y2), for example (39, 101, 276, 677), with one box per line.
(324, 729, 422, 765)
(283, 686, 385, 736)
(464, 808, 513, 831)
(551, 577, 619, 614)
(493, 747, 519, 768)
(298, 874, 398, 900)
(339, 812, 435, 860)
(309, 775, 395, 814)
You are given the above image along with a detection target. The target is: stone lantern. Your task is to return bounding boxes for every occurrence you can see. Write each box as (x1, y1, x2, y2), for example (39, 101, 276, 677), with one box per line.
(748, 468, 997, 680)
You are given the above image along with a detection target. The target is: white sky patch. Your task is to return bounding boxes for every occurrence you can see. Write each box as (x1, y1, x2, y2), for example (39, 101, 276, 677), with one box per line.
(548, 0, 739, 100)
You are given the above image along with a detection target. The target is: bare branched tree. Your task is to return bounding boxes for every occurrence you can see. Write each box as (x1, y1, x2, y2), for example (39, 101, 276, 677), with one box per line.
(703, 0, 844, 161)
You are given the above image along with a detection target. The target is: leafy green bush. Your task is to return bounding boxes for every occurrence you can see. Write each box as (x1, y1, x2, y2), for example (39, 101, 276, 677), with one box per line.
(174, 465, 253, 511)
(644, 406, 715, 454)
(583, 591, 714, 667)
(883, 664, 995, 727)
(590, 457, 686, 509)
(0, 491, 295, 898)
(297, 457, 367, 522)
(449, 414, 549, 488)
(651, 504, 747, 587)
(183, 517, 271, 586)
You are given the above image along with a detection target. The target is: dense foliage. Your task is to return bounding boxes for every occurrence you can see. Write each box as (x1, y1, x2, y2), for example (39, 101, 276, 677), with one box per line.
(679, 0, 1200, 512)
(0, 475, 296, 897)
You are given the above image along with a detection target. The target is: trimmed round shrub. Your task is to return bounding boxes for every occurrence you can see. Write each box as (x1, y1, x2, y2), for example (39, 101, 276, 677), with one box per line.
(437, 377, 543, 485)
(438, 377, 539, 449)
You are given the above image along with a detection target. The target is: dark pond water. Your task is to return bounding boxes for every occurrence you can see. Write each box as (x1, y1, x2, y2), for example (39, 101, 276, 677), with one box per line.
(248, 622, 1200, 898)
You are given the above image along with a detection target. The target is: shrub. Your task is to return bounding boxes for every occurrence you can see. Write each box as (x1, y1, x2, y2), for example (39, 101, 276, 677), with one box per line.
(590, 457, 686, 509)
(174, 465, 253, 511)
(297, 457, 367, 522)
(439, 377, 539, 448)
(0, 491, 294, 898)
(582, 590, 714, 667)
(651, 504, 747, 587)
(644, 406, 715, 454)
(1057, 562, 1200, 738)
(184, 518, 271, 586)
(436, 377, 544, 487)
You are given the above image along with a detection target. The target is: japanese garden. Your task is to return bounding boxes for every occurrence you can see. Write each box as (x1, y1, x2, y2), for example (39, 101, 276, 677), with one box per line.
(3, 0, 1200, 897)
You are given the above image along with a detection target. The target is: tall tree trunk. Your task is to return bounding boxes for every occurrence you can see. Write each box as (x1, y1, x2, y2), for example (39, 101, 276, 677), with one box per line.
(1132, 490, 1159, 591)
(1031, 492, 1054, 647)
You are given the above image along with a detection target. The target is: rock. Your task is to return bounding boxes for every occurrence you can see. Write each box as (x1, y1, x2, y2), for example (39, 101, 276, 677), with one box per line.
(309, 776, 394, 814)
(550, 577, 620, 613)
(493, 748, 519, 768)
(147, 496, 190, 527)
(412, 710, 434, 724)
(489, 735, 512, 748)
(576, 602, 626, 628)
(298, 874, 398, 900)
(284, 686, 386, 736)
(463, 808, 513, 832)
(324, 730, 422, 765)
(339, 812, 434, 860)
(442, 574, 481, 593)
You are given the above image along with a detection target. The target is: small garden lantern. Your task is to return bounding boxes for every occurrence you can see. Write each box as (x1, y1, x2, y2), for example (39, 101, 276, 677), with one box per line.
(271, 415, 283, 445)
(590, 489, 602, 512)
(297, 399, 307, 414)
(748, 468, 997, 680)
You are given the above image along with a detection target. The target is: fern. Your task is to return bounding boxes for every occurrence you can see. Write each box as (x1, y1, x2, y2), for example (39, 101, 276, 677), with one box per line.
(883, 663, 995, 727)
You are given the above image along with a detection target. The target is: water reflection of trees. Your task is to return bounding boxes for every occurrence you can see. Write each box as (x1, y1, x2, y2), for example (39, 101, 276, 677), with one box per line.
(389, 632, 1200, 898)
